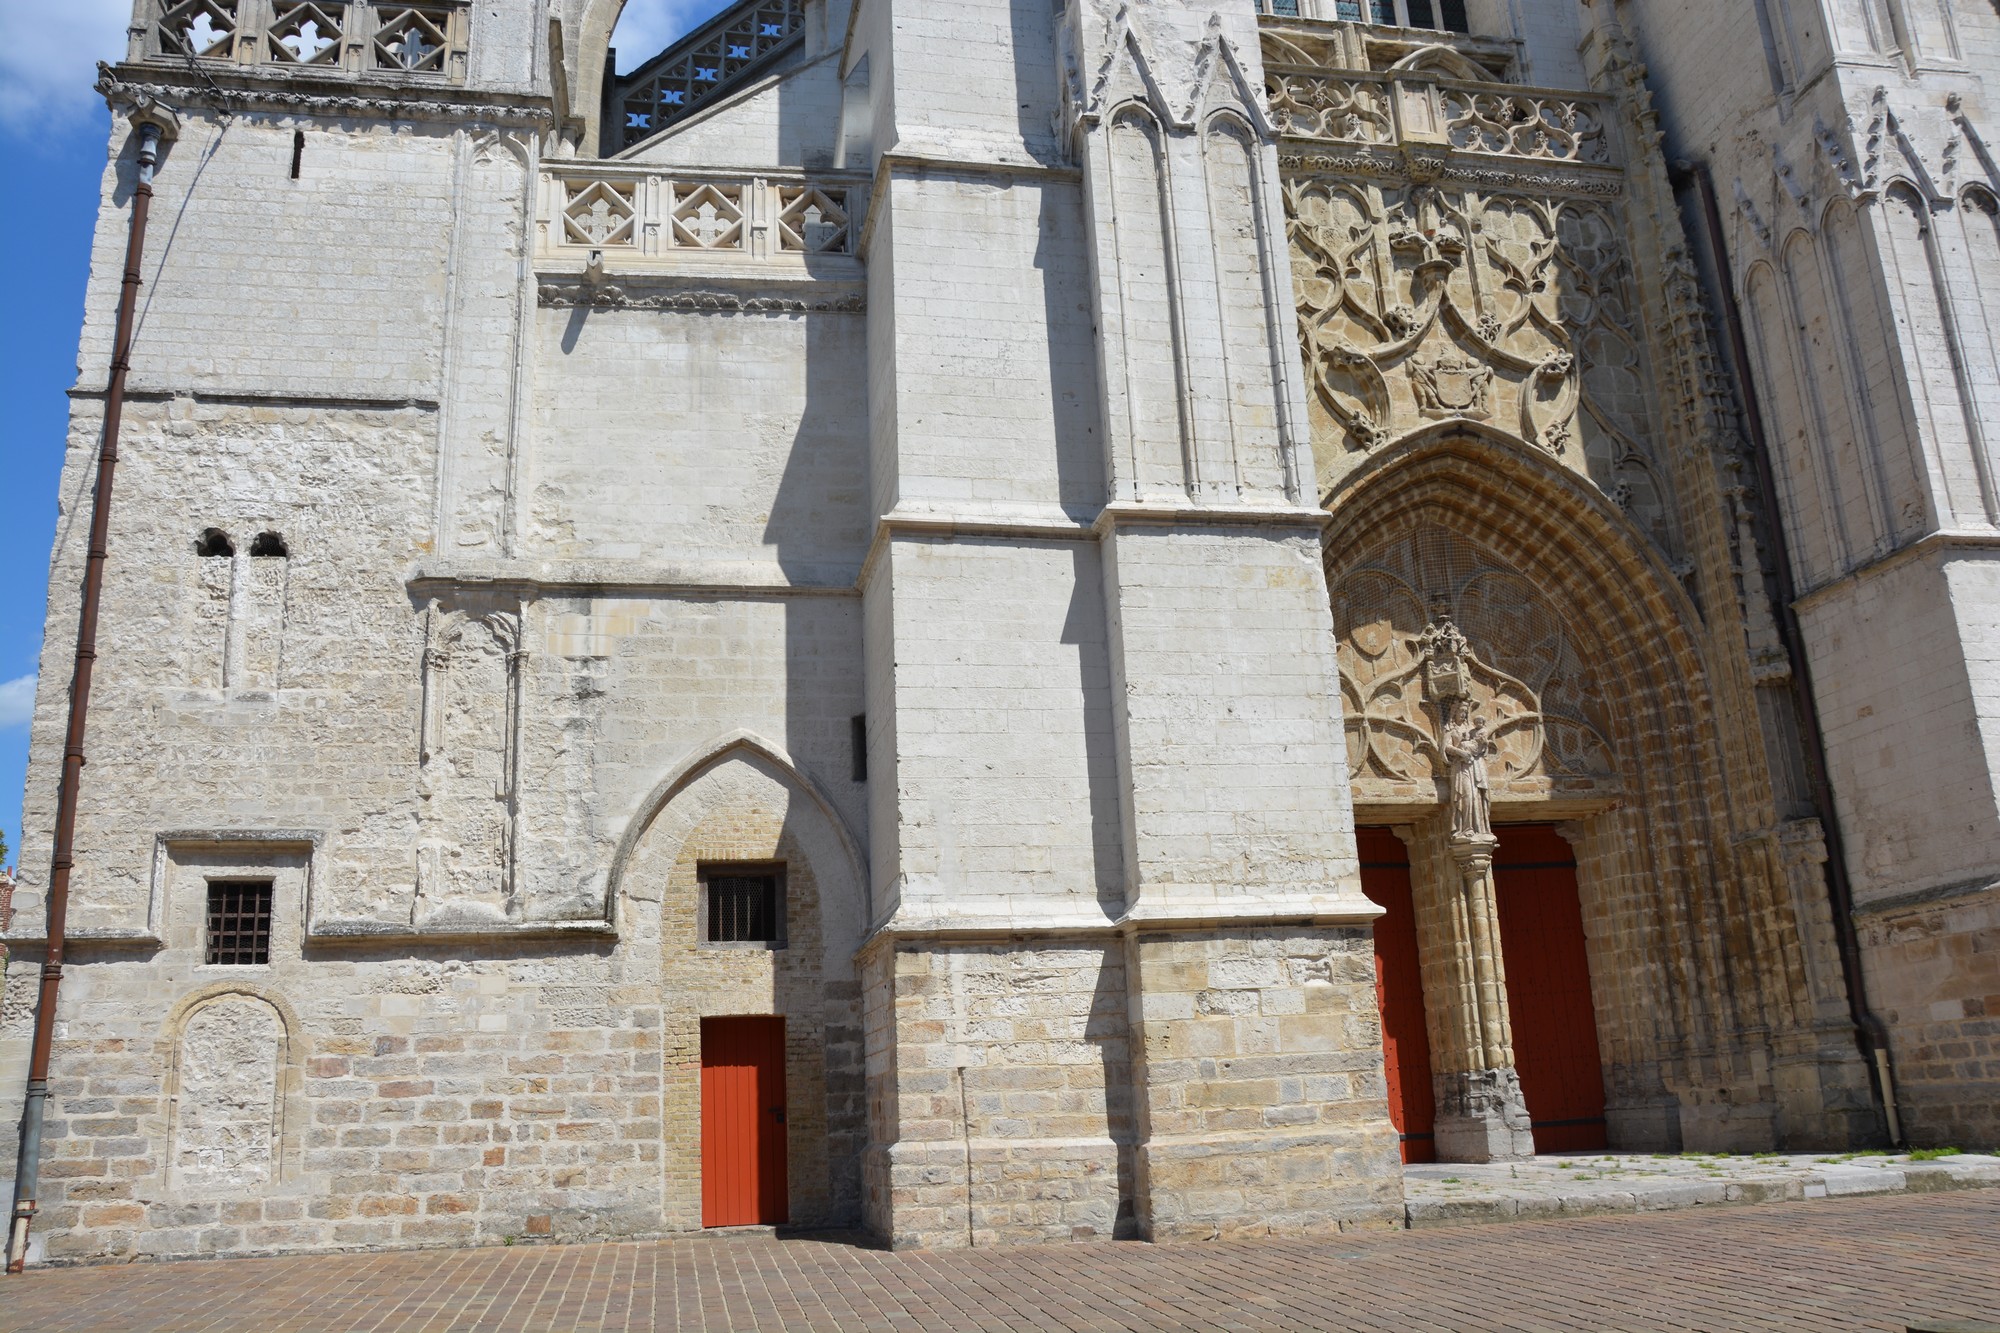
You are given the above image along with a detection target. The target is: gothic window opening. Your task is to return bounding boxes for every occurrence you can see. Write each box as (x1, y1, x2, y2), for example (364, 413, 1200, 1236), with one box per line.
(1349, 0, 1469, 32)
(850, 714, 867, 782)
(702, 866, 784, 946)
(205, 879, 274, 964)
(291, 131, 304, 179)
(250, 531, 289, 558)
(196, 528, 235, 558)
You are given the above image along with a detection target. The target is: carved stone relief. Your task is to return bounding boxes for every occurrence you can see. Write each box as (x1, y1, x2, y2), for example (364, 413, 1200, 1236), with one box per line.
(171, 995, 285, 1193)
(416, 599, 525, 922)
(1287, 175, 1676, 551)
(1331, 525, 1618, 808)
(1267, 27, 1684, 561)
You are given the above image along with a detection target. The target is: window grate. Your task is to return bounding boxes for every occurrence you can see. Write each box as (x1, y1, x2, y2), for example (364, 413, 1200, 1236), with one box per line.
(206, 880, 274, 964)
(707, 874, 778, 943)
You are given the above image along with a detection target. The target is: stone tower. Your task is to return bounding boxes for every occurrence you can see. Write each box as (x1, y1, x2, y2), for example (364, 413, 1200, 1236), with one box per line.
(0, 0, 1991, 1267)
(1620, 0, 2000, 1151)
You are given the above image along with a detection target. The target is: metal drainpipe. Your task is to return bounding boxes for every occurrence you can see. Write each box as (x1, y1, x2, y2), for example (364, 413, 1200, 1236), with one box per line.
(1670, 159, 1904, 1148)
(6, 109, 175, 1275)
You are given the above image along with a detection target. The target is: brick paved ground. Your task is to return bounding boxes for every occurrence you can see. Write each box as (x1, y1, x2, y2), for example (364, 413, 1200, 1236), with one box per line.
(2, 1192, 1997, 1332)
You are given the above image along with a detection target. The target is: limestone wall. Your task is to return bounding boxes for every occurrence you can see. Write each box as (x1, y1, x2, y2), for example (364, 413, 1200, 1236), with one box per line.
(1617, 0, 2000, 1147)
(1859, 889, 2000, 1149)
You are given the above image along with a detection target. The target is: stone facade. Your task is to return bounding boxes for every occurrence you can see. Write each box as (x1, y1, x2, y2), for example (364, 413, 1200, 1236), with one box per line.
(1, 0, 1995, 1268)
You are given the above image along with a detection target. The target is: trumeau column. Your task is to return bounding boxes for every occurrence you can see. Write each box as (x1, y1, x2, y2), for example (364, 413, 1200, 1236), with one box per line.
(1412, 619, 1533, 1161)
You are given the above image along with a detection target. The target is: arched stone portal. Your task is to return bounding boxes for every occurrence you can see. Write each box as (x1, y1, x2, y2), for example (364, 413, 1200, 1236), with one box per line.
(1325, 427, 1873, 1155)
(614, 736, 869, 1230)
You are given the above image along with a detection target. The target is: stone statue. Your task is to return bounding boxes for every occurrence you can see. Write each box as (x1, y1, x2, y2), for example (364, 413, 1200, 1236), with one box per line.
(1442, 696, 1494, 839)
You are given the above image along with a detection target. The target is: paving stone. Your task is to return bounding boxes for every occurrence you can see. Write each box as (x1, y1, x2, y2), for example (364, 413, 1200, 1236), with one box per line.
(0, 1192, 1996, 1332)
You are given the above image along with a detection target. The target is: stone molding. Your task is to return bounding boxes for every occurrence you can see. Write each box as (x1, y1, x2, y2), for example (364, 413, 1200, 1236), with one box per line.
(408, 559, 860, 598)
(96, 62, 556, 129)
(861, 895, 1385, 944)
(534, 277, 866, 314)
(1278, 146, 1624, 199)
(601, 730, 870, 934)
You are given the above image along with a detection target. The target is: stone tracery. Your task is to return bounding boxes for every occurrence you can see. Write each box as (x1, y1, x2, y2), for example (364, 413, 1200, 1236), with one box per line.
(1332, 526, 1618, 810)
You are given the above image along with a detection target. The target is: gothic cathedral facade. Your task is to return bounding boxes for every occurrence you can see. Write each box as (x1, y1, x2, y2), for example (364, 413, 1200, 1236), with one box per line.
(2, 0, 1995, 1263)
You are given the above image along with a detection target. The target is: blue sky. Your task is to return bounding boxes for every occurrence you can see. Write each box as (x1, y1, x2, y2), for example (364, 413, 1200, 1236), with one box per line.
(0, 0, 732, 876)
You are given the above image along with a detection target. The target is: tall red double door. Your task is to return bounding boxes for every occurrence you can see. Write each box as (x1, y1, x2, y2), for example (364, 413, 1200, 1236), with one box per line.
(1358, 825, 1608, 1158)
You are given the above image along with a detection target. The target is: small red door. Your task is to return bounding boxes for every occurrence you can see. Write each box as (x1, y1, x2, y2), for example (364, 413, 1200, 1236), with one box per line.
(701, 1016, 789, 1226)
(1493, 826, 1608, 1153)
(1358, 828, 1436, 1164)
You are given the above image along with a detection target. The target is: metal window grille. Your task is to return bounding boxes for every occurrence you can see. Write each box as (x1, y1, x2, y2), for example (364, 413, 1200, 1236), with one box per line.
(206, 880, 274, 964)
(707, 874, 778, 943)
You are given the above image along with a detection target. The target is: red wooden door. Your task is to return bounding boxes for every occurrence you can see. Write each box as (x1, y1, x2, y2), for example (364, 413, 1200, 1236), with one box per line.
(1357, 828, 1436, 1163)
(1493, 826, 1608, 1153)
(701, 1016, 789, 1227)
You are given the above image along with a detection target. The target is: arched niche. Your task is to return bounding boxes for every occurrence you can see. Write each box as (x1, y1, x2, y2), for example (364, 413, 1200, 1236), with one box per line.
(157, 984, 306, 1196)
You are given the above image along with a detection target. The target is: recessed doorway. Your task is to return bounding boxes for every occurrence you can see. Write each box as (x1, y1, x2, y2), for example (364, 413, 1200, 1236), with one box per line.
(700, 1016, 790, 1226)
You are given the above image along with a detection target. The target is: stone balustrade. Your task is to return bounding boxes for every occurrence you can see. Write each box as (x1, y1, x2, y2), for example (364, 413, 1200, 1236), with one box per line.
(1267, 66, 1615, 166)
(535, 165, 867, 264)
(144, 0, 469, 80)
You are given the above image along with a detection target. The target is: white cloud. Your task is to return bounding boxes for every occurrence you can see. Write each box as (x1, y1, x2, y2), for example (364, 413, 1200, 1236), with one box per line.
(0, 675, 36, 730)
(611, 0, 738, 74)
(0, 0, 129, 136)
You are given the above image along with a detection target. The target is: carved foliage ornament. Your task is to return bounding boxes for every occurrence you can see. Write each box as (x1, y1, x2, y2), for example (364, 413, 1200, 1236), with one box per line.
(1287, 174, 1676, 553)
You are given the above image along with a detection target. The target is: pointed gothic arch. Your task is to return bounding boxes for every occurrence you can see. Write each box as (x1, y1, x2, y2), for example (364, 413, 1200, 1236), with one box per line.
(603, 729, 868, 929)
(1325, 423, 1825, 1148)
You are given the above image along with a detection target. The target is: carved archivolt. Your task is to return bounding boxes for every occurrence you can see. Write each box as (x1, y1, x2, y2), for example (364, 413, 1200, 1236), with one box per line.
(1332, 524, 1617, 808)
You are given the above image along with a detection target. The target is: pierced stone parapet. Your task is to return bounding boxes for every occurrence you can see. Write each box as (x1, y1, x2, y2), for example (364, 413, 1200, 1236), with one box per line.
(144, 0, 468, 81)
(613, 0, 806, 151)
(1264, 64, 1617, 170)
(537, 164, 868, 268)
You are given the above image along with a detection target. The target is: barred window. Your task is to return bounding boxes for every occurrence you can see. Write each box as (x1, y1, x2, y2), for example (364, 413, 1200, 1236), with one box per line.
(205, 880, 274, 964)
(702, 868, 784, 946)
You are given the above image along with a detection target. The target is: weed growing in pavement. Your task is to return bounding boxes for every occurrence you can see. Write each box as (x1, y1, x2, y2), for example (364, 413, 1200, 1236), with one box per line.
(1906, 1147, 1961, 1161)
